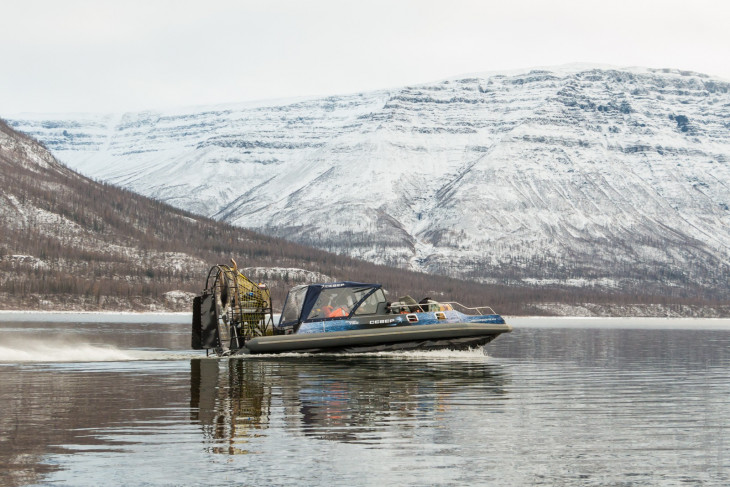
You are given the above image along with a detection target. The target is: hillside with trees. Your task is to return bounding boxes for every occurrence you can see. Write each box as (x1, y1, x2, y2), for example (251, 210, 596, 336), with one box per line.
(11, 67, 730, 309)
(0, 120, 726, 316)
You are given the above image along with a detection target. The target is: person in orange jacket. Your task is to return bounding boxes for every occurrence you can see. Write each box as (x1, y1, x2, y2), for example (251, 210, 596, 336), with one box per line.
(328, 306, 348, 317)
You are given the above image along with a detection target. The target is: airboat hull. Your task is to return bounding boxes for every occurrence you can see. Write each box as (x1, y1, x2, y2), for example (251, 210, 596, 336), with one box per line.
(193, 271, 512, 356)
(239, 322, 512, 354)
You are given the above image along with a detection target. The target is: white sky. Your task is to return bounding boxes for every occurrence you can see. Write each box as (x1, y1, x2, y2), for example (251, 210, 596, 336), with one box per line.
(2, 0, 729, 114)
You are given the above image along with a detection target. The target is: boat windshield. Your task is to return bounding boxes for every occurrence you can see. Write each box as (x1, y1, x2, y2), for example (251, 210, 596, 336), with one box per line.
(279, 285, 308, 325)
(305, 286, 375, 320)
(354, 288, 386, 315)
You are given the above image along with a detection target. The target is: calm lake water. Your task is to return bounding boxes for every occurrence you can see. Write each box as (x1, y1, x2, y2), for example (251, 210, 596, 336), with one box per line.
(1, 315, 729, 486)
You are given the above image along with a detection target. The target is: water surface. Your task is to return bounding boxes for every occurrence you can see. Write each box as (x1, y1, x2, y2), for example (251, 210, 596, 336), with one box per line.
(1, 317, 728, 486)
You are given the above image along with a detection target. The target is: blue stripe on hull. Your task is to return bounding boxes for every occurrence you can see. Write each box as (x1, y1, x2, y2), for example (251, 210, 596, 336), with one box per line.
(297, 311, 505, 334)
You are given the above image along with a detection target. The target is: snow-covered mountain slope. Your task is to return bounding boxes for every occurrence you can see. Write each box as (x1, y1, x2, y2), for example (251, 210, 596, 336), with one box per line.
(8, 66, 730, 298)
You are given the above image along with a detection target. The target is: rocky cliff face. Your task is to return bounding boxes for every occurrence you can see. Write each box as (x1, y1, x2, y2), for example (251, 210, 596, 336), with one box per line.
(9, 66, 730, 299)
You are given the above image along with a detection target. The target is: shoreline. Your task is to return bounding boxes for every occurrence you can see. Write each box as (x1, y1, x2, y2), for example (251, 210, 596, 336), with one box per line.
(506, 316, 730, 330)
(0, 310, 191, 323)
(0, 310, 190, 315)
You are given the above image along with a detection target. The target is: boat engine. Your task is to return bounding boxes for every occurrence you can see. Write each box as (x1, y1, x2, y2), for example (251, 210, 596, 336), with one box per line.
(192, 260, 273, 355)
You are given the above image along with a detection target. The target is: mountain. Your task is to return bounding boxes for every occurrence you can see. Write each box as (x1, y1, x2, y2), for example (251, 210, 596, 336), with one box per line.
(2, 119, 554, 314)
(7, 65, 730, 304)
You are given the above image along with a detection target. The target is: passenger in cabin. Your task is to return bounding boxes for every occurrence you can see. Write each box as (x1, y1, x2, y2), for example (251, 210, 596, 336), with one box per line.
(327, 306, 348, 317)
(319, 293, 350, 318)
(326, 294, 350, 317)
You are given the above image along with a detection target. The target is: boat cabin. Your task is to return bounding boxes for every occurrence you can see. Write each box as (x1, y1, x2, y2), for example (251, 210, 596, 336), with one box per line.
(274, 281, 459, 335)
(276, 282, 387, 333)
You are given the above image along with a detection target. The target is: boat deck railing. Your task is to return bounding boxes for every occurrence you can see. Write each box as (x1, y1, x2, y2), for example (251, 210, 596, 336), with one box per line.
(389, 300, 498, 316)
(441, 302, 498, 316)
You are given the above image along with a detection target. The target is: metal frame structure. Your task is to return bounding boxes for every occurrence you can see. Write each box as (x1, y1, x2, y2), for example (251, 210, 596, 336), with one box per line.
(202, 263, 274, 355)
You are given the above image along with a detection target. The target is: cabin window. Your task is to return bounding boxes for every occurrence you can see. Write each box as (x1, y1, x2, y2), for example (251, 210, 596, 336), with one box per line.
(305, 287, 374, 320)
(354, 289, 386, 315)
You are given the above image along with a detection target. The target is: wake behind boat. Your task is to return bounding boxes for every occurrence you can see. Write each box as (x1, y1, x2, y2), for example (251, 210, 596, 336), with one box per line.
(192, 262, 511, 355)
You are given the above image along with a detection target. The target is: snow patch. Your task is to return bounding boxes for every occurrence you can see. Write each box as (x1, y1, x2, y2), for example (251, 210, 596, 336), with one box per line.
(243, 267, 333, 284)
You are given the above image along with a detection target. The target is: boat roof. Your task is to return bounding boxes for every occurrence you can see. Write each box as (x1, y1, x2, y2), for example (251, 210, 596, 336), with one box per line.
(307, 281, 380, 290)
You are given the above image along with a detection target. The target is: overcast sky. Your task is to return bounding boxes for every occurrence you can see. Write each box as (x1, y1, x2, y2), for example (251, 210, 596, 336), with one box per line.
(2, 0, 728, 115)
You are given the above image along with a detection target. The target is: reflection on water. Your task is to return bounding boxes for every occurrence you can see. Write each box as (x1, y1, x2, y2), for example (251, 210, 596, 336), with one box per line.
(190, 355, 508, 449)
(292, 355, 508, 444)
(1, 319, 730, 486)
(190, 359, 272, 454)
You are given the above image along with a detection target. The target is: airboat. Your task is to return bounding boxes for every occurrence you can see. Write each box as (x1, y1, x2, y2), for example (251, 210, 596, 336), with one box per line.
(192, 262, 511, 355)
